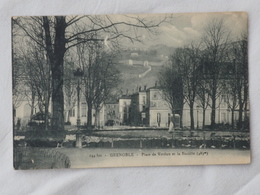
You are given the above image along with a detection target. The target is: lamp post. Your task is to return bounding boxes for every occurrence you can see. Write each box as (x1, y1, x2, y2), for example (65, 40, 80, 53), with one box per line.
(197, 105, 200, 130)
(73, 68, 84, 130)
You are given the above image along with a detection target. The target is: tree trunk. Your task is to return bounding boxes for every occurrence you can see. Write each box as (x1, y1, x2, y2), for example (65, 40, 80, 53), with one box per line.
(243, 82, 248, 119)
(238, 102, 243, 129)
(211, 80, 217, 128)
(44, 103, 49, 130)
(231, 109, 234, 129)
(30, 92, 35, 118)
(237, 85, 243, 129)
(94, 109, 100, 128)
(13, 106, 16, 130)
(190, 104, 194, 129)
(67, 110, 71, 123)
(87, 101, 92, 128)
(202, 109, 206, 129)
(51, 16, 66, 131)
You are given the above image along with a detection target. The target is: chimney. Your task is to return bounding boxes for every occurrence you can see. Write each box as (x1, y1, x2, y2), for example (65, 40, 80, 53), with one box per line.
(144, 85, 147, 91)
(139, 86, 141, 92)
(155, 81, 158, 87)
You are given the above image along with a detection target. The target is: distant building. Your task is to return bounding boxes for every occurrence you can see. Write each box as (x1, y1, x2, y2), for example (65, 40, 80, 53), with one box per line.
(130, 87, 147, 126)
(129, 85, 171, 127)
(128, 59, 133, 65)
(145, 86, 171, 127)
(104, 101, 120, 125)
(143, 61, 149, 67)
(118, 95, 132, 125)
(130, 53, 138, 57)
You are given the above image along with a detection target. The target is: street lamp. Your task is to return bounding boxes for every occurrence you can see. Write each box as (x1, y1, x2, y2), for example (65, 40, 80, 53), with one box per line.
(74, 68, 84, 130)
(197, 105, 200, 130)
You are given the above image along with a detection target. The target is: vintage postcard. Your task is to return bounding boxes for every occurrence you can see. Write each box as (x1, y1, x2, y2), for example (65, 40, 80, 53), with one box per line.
(12, 12, 250, 170)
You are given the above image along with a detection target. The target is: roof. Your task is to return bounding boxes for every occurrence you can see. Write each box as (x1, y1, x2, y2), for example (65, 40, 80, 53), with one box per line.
(146, 86, 161, 91)
(119, 95, 131, 99)
(105, 101, 118, 105)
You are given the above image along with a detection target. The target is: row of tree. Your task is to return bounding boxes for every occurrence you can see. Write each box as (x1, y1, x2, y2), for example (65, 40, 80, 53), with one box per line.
(12, 15, 172, 131)
(159, 19, 248, 129)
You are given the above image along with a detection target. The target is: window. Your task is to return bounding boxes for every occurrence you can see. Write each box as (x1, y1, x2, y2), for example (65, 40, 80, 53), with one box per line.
(142, 96, 146, 105)
(234, 113, 238, 122)
(70, 108, 75, 117)
(221, 95, 227, 108)
(153, 93, 157, 100)
(157, 113, 161, 126)
(221, 113, 226, 123)
(81, 103, 87, 117)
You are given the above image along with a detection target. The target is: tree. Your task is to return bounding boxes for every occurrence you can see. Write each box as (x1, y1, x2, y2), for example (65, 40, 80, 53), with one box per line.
(158, 62, 184, 127)
(196, 78, 211, 129)
(202, 18, 231, 127)
(77, 41, 121, 128)
(172, 43, 201, 129)
(13, 14, 171, 131)
(22, 43, 52, 130)
(229, 34, 248, 129)
(63, 59, 77, 124)
(12, 18, 25, 128)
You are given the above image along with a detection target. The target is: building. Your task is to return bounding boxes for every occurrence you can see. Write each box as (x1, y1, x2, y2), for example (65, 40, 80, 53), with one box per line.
(145, 86, 171, 127)
(130, 87, 147, 126)
(104, 101, 120, 125)
(118, 95, 132, 125)
(129, 85, 171, 127)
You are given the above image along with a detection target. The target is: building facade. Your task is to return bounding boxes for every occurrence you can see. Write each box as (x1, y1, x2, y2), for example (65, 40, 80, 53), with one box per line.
(118, 95, 132, 125)
(14, 85, 246, 130)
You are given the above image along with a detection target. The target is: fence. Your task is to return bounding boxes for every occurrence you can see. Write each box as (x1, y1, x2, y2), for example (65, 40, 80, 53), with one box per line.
(14, 146, 71, 170)
(81, 132, 250, 150)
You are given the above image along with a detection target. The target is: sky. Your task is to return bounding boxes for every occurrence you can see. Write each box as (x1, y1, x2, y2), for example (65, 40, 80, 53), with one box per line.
(125, 12, 247, 48)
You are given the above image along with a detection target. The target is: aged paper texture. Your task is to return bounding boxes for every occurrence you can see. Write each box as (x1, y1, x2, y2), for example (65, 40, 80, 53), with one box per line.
(12, 12, 249, 169)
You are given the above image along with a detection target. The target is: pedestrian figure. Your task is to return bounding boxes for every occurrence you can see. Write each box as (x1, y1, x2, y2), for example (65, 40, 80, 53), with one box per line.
(168, 114, 174, 133)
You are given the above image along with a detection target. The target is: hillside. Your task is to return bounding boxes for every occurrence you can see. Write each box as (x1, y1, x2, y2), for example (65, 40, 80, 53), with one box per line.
(115, 63, 162, 94)
(118, 44, 176, 62)
(113, 44, 175, 95)
(148, 44, 176, 57)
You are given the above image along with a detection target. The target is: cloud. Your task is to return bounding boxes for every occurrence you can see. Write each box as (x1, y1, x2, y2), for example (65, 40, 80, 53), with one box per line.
(190, 12, 247, 38)
(183, 27, 201, 38)
(158, 24, 202, 47)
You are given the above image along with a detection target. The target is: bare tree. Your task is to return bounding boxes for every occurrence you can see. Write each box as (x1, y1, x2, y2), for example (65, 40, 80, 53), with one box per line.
(158, 62, 184, 126)
(63, 59, 77, 124)
(228, 34, 248, 129)
(24, 79, 37, 118)
(196, 78, 211, 129)
(22, 43, 52, 130)
(172, 42, 201, 129)
(77, 41, 121, 128)
(13, 14, 172, 131)
(12, 18, 25, 128)
(202, 18, 231, 127)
